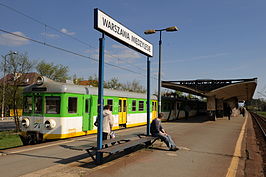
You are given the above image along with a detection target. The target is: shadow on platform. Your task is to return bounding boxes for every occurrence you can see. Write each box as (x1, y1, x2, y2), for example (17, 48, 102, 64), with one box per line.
(167, 115, 209, 123)
(57, 144, 148, 168)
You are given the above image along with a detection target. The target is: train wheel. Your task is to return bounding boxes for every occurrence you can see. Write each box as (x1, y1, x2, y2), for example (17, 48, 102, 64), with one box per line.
(19, 135, 29, 145)
(36, 133, 43, 143)
(27, 135, 35, 145)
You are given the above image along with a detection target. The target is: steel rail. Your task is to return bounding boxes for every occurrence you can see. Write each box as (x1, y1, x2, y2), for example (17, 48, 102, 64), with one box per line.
(251, 112, 266, 139)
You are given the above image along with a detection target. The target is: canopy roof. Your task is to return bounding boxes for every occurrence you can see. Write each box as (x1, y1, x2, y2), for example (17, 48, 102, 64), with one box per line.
(162, 78, 257, 101)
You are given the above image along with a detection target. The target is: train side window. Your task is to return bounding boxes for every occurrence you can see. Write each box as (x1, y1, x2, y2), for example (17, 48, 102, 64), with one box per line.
(138, 101, 144, 111)
(85, 99, 89, 113)
(46, 96, 60, 114)
(34, 96, 43, 114)
(68, 97, 77, 113)
(107, 99, 113, 111)
(23, 96, 33, 114)
(132, 100, 136, 111)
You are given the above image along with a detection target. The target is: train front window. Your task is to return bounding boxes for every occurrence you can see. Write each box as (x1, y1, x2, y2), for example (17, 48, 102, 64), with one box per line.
(46, 96, 60, 114)
(68, 97, 77, 113)
(34, 96, 42, 114)
(23, 96, 33, 114)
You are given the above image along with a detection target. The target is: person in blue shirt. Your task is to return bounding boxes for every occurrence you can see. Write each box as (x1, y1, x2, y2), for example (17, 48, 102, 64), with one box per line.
(150, 113, 178, 151)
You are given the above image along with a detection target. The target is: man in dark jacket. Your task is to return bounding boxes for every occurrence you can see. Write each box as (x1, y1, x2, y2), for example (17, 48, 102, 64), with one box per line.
(150, 113, 178, 151)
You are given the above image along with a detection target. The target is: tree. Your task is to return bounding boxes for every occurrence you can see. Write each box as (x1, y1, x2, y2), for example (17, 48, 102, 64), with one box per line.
(122, 80, 146, 93)
(176, 91, 183, 97)
(36, 60, 69, 82)
(0, 51, 35, 131)
(245, 98, 266, 112)
(72, 74, 84, 85)
(104, 77, 123, 90)
(77, 74, 146, 93)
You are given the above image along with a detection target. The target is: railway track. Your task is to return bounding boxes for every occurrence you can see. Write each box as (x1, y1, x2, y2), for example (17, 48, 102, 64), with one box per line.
(250, 112, 266, 139)
(250, 112, 266, 175)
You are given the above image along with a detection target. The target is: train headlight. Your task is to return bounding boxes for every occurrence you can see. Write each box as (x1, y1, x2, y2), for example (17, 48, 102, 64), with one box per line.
(36, 76, 44, 86)
(21, 118, 30, 128)
(44, 119, 56, 129)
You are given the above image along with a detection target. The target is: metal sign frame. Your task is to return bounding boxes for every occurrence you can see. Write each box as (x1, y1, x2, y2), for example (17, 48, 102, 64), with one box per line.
(94, 8, 153, 164)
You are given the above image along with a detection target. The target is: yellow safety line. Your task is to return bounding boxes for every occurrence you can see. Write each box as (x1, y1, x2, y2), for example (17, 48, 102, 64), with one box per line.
(225, 116, 247, 177)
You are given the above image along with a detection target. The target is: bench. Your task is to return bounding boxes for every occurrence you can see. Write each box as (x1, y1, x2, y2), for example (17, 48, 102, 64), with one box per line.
(62, 134, 158, 164)
(98, 136, 157, 154)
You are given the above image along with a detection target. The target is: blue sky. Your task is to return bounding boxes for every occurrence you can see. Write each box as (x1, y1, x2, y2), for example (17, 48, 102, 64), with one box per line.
(0, 0, 265, 98)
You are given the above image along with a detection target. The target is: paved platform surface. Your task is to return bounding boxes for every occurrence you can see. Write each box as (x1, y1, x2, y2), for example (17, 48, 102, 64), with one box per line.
(11, 113, 263, 177)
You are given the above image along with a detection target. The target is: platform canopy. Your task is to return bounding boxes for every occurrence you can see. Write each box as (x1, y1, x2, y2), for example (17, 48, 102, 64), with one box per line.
(162, 78, 257, 101)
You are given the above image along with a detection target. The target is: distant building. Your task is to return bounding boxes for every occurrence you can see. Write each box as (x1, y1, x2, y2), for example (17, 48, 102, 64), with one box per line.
(0, 72, 40, 86)
(78, 80, 98, 86)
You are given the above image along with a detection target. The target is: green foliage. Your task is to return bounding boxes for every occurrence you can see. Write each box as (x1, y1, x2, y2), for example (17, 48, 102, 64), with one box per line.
(0, 131, 23, 149)
(257, 111, 266, 117)
(36, 60, 70, 82)
(176, 91, 183, 97)
(122, 80, 146, 93)
(76, 74, 146, 93)
(245, 98, 266, 111)
(104, 77, 122, 90)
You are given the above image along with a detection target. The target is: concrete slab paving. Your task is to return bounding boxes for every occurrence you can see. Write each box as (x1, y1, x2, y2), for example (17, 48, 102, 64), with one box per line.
(2, 114, 263, 177)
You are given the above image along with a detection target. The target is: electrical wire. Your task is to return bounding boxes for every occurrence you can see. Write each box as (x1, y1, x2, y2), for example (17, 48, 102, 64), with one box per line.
(0, 2, 149, 74)
(0, 28, 158, 80)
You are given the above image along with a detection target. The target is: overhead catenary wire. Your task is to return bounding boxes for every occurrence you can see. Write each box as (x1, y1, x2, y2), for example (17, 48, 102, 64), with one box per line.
(0, 28, 158, 80)
(0, 2, 149, 75)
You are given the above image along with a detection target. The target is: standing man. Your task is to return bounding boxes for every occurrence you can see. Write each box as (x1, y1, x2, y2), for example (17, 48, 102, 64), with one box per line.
(225, 104, 232, 120)
(150, 113, 178, 151)
(102, 105, 114, 140)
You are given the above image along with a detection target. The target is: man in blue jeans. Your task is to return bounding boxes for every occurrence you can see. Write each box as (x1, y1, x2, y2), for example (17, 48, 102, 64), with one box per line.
(150, 113, 178, 151)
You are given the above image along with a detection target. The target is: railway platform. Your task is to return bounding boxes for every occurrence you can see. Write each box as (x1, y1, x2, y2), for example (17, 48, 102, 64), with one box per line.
(10, 113, 263, 177)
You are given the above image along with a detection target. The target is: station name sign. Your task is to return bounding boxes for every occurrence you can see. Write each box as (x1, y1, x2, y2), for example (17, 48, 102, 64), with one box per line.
(94, 8, 153, 57)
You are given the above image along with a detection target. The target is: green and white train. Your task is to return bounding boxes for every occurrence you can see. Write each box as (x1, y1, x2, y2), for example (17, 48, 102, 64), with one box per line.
(20, 76, 157, 144)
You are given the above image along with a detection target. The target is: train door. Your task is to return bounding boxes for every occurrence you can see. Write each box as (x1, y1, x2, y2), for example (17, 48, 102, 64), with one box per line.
(82, 96, 91, 131)
(152, 100, 157, 119)
(118, 98, 127, 126)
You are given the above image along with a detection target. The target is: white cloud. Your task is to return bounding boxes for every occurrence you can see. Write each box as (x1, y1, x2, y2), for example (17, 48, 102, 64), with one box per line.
(0, 32, 29, 46)
(111, 44, 126, 49)
(41, 32, 59, 38)
(108, 44, 141, 60)
(60, 28, 75, 35)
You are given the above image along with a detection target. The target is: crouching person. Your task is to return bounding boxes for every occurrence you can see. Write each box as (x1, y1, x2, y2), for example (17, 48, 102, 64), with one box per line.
(150, 113, 178, 151)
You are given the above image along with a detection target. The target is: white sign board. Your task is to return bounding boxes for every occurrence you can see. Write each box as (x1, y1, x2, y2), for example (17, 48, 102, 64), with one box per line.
(94, 8, 153, 57)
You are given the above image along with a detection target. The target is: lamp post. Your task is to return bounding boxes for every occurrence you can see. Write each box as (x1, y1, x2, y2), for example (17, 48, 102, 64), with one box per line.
(1, 52, 17, 119)
(144, 26, 178, 113)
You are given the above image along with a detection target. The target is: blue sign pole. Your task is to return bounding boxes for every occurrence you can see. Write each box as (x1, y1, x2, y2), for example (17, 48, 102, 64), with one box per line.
(96, 33, 105, 164)
(147, 56, 151, 135)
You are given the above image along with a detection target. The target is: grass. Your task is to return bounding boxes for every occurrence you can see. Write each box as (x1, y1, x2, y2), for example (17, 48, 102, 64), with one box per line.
(257, 111, 266, 118)
(0, 131, 23, 150)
